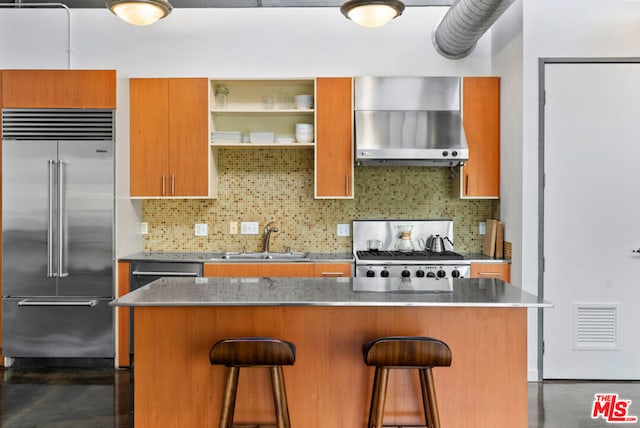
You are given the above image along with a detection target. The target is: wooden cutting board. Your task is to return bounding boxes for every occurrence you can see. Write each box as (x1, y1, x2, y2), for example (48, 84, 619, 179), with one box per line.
(483, 219, 498, 257)
(495, 221, 504, 259)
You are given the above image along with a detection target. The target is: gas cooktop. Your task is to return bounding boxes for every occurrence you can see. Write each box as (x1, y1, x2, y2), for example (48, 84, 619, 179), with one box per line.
(356, 250, 465, 261)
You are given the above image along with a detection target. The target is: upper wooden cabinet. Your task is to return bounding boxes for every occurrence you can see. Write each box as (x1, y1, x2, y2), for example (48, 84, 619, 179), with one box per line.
(130, 78, 211, 198)
(2, 70, 116, 108)
(455, 77, 500, 199)
(315, 77, 354, 198)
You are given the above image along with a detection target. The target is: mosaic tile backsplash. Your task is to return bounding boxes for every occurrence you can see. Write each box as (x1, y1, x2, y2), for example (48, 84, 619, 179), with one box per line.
(142, 149, 499, 253)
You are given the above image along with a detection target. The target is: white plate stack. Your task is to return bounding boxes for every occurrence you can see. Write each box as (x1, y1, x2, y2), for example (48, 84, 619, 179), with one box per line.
(293, 94, 313, 109)
(295, 123, 314, 143)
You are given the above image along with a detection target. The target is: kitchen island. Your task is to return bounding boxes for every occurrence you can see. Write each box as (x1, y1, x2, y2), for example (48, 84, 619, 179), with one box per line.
(112, 277, 550, 428)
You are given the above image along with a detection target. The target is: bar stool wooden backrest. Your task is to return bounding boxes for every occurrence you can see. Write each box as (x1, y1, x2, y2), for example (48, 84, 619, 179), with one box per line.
(210, 337, 296, 428)
(363, 336, 452, 428)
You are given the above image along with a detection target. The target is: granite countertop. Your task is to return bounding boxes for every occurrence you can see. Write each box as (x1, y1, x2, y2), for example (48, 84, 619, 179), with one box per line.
(120, 251, 354, 262)
(119, 252, 508, 263)
(111, 277, 550, 308)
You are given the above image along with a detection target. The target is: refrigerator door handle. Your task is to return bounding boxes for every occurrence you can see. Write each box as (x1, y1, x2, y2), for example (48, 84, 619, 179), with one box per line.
(57, 161, 68, 278)
(18, 299, 98, 307)
(47, 160, 56, 278)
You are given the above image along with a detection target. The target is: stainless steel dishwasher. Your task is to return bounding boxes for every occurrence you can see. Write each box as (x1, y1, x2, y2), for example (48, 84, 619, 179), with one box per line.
(129, 261, 202, 360)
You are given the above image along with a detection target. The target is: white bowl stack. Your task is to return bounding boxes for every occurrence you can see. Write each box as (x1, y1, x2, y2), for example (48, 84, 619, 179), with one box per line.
(293, 94, 313, 109)
(295, 123, 314, 143)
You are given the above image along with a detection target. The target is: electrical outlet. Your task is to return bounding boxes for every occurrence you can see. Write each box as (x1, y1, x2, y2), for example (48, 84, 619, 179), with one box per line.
(337, 223, 350, 237)
(195, 223, 208, 236)
(229, 221, 238, 235)
(141, 222, 148, 235)
(241, 222, 259, 235)
(479, 222, 486, 235)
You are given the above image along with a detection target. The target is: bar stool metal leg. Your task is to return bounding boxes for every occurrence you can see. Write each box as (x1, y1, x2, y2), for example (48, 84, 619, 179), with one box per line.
(220, 366, 239, 428)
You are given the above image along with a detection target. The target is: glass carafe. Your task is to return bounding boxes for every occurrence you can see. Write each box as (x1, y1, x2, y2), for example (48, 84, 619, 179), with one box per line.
(395, 225, 415, 252)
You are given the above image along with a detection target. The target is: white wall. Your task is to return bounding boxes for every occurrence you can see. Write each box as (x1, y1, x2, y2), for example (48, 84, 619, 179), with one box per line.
(520, 0, 640, 380)
(0, 7, 493, 76)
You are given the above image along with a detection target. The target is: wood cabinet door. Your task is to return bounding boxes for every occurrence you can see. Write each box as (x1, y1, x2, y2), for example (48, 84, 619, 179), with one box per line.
(168, 79, 209, 197)
(470, 263, 510, 283)
(315, 77, 353, 198)
(313, 263, 352, 277)
(461, 77, 500, 198)
(204, 263, 314, 277)
(130, 78, 170, 197)
(116, 261, 131, 368)
(2, 70, 116, 108)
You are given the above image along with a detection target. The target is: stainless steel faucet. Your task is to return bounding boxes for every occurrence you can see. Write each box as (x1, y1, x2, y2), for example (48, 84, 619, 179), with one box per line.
(262, 221, 279, 253)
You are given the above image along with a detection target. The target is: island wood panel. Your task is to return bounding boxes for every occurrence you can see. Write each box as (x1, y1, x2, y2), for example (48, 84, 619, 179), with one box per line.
(1, 70, 116, 108)
(133, 306, 527, 428)
(167, 78, 209, 197)
(312, 262, 352, 277)
(117, 261, 131, 368)
(461, 77, 500, 198)
(471, 262, 511, 283)
(204, 263, 314, 278)
(315, 77, 353, 198)
(130, 78, 170, 197)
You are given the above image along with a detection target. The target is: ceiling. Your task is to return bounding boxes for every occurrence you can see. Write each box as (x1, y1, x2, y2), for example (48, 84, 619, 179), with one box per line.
(0, 0, 453, 9)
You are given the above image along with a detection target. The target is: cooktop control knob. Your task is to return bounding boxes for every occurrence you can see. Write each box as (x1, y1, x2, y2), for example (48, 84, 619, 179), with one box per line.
(452, 151, 458, 157)
(437, 270, 447, 278)
(442, 150, 449, 157)
(416, 270, 425, 277)
(401, 270, 411, 278)
(426, 271, 436, 278)
(381, 270, 390, 278)
(451, 270, 460, 278)
(366, 270, 375, 277)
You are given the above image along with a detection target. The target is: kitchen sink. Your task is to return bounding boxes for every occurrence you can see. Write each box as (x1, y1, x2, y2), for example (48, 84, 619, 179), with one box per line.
(213, 252, 309, 261)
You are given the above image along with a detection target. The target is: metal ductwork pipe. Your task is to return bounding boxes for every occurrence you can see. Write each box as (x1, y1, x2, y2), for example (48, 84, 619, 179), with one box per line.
(432, 0, 515, 59)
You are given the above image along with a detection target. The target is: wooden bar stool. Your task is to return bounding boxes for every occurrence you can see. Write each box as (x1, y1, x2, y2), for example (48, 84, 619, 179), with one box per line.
(363, 336, 452, 428)
(210, 337, 296, 428)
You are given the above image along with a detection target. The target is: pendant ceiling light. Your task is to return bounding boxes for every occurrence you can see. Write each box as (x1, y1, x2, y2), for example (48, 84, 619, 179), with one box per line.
(341, 0, 405, 28)
(106, 0, 173, 26)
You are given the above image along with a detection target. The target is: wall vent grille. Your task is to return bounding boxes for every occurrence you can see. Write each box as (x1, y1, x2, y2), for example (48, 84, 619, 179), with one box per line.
(573, 304, 618, 350)
(2, 109, 114, 140)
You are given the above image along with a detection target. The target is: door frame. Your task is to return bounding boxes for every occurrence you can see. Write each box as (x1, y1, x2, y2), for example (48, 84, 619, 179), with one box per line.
(537, 57, 640, 380)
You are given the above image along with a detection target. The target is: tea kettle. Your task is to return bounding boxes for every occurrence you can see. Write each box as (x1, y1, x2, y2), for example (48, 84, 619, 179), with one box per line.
(429, 235, 453, 253)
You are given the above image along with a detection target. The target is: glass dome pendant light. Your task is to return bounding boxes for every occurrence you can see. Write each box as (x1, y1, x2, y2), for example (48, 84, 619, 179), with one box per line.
(340, 0, 405, 28)
(106, 0, 173, 26)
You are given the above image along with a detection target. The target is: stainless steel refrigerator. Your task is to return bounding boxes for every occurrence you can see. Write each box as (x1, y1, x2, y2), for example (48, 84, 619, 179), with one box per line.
(2, 109, 115, 363)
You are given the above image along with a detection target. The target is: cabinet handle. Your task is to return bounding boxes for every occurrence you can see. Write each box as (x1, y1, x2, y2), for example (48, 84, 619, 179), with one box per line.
(171, 175, 175, 195)
(321, 272, 344, 277)
(162, 175, 166, 196)
(478, 272, 501, 276)
(465, 174, 469, 195)
(345, 175, 349, 196)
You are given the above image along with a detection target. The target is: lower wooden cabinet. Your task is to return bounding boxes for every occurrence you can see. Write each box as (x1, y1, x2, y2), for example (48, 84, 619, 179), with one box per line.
(313, 263, 352, 277)
(470, 262, 510, 283)
(204, 263, 313, 278)
(204, 262, 352, 278)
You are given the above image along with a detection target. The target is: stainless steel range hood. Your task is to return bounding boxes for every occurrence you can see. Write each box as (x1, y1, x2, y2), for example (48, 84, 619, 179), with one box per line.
(354, 76, 468, 167)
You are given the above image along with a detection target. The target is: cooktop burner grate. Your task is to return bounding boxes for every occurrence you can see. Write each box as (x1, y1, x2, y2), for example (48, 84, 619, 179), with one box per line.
(356, 250, 464, 261)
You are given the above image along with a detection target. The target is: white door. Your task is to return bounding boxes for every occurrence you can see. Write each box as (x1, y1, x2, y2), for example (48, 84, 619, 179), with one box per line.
(543, 62, 640, 379)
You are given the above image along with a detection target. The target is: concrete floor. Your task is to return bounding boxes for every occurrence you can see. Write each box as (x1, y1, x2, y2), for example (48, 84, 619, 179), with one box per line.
(1, 367, 639, 427)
